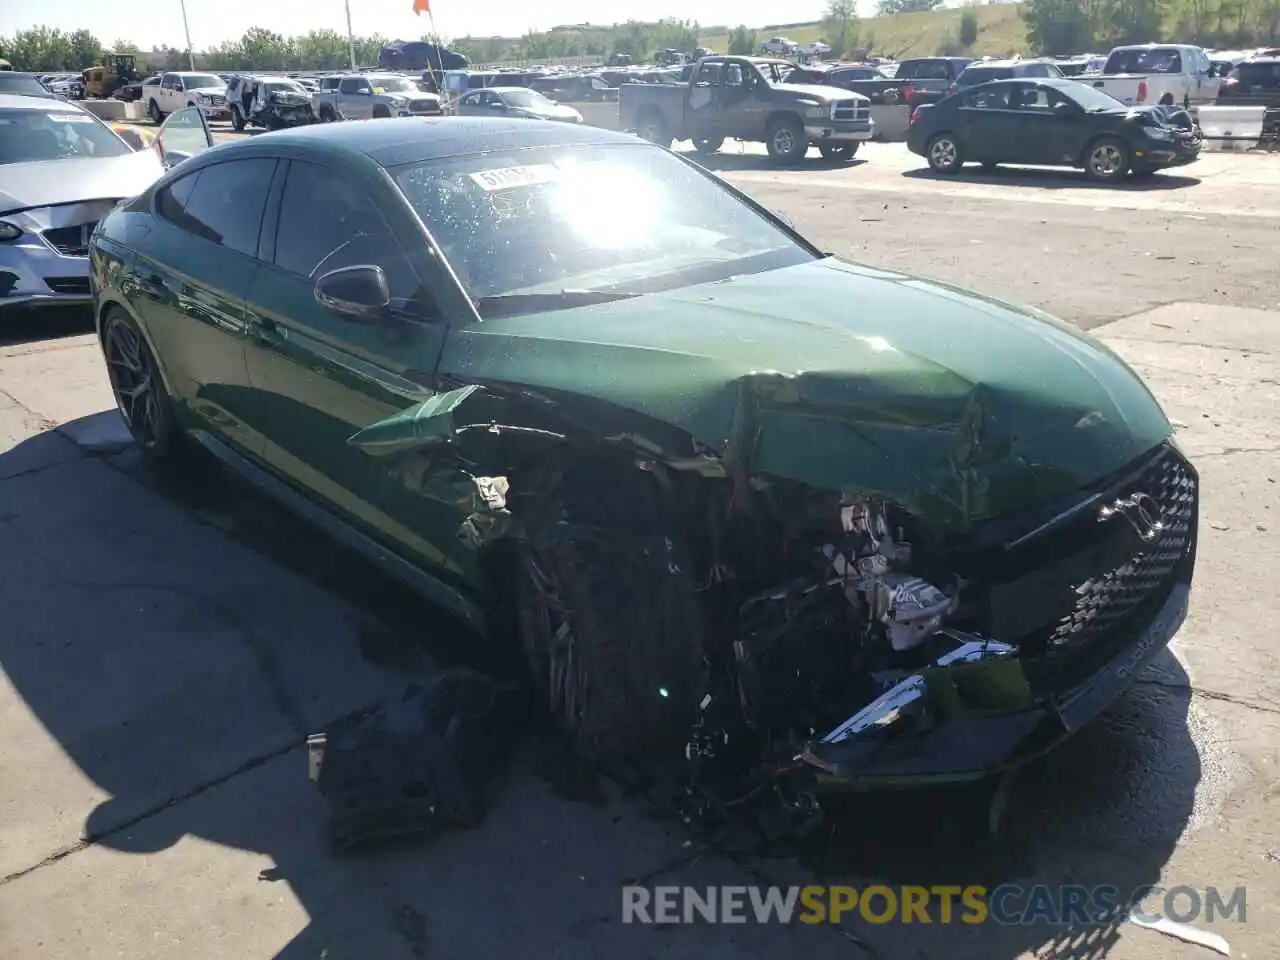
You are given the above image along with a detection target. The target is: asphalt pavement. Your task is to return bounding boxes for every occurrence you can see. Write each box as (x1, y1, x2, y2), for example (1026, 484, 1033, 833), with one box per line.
(1, 139, 1277, 960)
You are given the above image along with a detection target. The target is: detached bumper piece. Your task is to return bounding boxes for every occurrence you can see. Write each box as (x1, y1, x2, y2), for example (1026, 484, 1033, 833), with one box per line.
(307, 668, 518, 849)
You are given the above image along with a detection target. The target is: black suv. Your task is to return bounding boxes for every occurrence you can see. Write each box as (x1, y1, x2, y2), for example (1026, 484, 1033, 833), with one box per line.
(889, 56, 973, 105)
(1218, 57, 1280, 106)
(949, 59, 1065, 97)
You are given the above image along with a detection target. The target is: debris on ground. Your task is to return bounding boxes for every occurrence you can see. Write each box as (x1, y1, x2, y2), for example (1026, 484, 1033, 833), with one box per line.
(1129, 913, 1231, 956)
(307, 667, 521, 849)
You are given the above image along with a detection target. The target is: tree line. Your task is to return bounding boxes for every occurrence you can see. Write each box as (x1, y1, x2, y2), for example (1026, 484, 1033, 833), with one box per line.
(4, 2, 1279, 75)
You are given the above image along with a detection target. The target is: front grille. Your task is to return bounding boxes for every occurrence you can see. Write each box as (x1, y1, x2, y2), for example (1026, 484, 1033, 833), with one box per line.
(44, 276, 91, 295)
(206, 94, 226, 106)
(954, 443, 1198, 675)
(42, 222, 97, 257)
(410, 100, 441, 114)
(833, 103, 859, 122)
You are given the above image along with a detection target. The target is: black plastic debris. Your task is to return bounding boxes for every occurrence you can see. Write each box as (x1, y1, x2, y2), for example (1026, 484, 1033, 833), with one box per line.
(308, 667, 518, 849)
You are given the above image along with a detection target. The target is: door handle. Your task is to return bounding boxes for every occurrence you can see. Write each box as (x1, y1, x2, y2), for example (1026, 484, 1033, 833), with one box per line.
(249, 316, 286, 346)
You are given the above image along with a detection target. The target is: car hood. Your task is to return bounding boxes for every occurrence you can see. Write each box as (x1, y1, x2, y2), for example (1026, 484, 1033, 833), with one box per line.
(515, 103, 579, 119)
(0, 149, 165, 216)
(188, 85, 226, 96)
(437, 258, 1171, 531)
(773, 82, 868, 103)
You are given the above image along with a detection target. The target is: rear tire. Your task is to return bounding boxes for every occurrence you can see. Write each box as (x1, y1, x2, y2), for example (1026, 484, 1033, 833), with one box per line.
(514, 462, 703, 768)
(101, 308, 178, 460)
(636, 111, 672, 149)
(766, 115, 808, 164)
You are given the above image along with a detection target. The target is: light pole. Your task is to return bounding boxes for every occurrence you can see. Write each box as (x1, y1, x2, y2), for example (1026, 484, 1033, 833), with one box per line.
(344, 0, 357, 70)
(178, 0, 195, 69)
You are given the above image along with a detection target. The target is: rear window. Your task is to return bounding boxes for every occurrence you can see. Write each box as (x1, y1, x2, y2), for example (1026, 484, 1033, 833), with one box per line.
(1237, 62, 1280, 85)
(957, 67, 1011, 87)
(897, 59, 954, 80)
(1105, 48, 1183, 74)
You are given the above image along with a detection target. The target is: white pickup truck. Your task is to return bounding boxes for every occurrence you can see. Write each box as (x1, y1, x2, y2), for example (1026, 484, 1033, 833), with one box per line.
(145, 71, 230, 124)
(1084, 44, 1222, 107)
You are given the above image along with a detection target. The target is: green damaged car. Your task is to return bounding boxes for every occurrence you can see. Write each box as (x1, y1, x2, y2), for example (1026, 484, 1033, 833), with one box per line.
(90, 111, 1198, 808)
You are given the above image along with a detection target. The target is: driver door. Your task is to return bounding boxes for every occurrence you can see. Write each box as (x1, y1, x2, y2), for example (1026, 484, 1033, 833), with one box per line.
(156, 105, 215, 168)
(720, 62, 765, 140)
(338, 77, 374, 118)
(687, 60, 724, 139)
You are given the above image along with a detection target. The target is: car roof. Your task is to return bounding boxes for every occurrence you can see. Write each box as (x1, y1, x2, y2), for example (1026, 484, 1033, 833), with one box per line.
(0, 92, 83, 110)
(216, 115, 641, 168)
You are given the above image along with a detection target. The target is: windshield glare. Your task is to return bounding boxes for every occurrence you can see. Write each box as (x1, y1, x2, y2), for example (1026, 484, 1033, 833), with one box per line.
(0, 109, 131, 164)
(1064, 83, 1126, 110)
(501, 89, 551, 108)
(372, 77, 415, 93)
(181, 74, 224, 89)
(393, 143, 813, 312)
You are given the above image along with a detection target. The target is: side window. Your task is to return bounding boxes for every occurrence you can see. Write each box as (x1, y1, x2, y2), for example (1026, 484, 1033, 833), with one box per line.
(1018, 86, 1053, 111)
(461, 92, 479, 106)
(963, 86, 1010, 110)
(168, 159, 275, 256)
(155, 171, 201, 226)
(338, 77, 361, 94)
(724, 63, 745, 86)
(272, 161, 428, 313)
(927, 62, 951, 79)
(161, 74, 175, 89)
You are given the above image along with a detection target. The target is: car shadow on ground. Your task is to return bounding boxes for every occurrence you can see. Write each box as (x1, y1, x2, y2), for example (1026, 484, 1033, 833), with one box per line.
(0, 412, 1202, 960)
(680, 148, 869, 174)
(0, 306, 95, 347)
(903, 164, 1202, 191)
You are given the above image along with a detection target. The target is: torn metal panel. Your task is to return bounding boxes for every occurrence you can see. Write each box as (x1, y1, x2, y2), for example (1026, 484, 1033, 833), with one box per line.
(440, 257, 1173, 531)
(346, 384, 483, 457)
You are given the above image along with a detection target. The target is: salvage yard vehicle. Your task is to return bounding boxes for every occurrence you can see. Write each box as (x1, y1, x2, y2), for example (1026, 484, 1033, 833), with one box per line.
(82, 53, 141, 100)
(147, 71, 230, 123)
(227, 75, 316, 131)
(0, 93, 164, 312)
(311, 73, 442, 122)
(454, 87, 583, 123)
(907, 78, 1202, 183)
(1086, 43, 1221, 107)
(619, 55, 873, 163)
(89, 112, 1198, 816)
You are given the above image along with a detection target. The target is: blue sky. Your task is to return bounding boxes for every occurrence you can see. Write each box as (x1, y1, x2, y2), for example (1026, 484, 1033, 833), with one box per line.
(1, 0, 850, 49)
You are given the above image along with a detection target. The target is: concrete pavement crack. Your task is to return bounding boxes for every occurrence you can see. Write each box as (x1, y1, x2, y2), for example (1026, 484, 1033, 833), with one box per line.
(1136, 678, 1280, 714)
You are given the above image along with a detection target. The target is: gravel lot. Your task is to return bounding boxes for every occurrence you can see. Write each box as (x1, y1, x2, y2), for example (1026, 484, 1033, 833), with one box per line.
(1, 136, 1277, 960)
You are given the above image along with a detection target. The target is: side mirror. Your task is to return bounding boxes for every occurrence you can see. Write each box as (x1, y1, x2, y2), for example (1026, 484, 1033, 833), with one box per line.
(315, 265, 390, 319)
(357, 87, 372, 95)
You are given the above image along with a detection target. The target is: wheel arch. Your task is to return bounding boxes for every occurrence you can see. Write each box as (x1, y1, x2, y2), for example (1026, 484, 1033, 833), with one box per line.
(97, 297, 181, 400)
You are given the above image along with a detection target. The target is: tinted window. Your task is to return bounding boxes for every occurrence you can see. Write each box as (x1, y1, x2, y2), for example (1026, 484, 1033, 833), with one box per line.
(273, 160, 426, 309)
(338, 78, 364, 94)
(1013, 86, 1054, 111)
(168, 159, 275, 256)
(962, 85, 1011, 109)
(957, 67, 1010, 87)
(156, 172, 200, 224)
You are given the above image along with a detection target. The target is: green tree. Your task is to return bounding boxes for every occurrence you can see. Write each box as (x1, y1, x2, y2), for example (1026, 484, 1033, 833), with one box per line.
(958, 9, 980, 46)
(877, 0, 944, 14)
(727, 25, 758, 55)
(1021, 0, 1093, 53)
(823, 0, 860, 57)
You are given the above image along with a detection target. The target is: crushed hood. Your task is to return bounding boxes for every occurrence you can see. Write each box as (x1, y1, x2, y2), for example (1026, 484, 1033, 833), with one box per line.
(433, 258, 1171, 531)
(0, 149, 164, 216)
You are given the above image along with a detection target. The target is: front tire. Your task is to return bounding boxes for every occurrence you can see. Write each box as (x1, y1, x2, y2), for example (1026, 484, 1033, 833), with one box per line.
(514, 463, 703, 767)
(1084, 136, 1130, 183)
(693, 135, 724, 154)
(101, 308, 178, 459)
(231, 106, 246, 132)
(373, 105, 391, 118)
(148, 99, 163, 124)
(766, 115, 808, 164)
(926, 132, 964, 173)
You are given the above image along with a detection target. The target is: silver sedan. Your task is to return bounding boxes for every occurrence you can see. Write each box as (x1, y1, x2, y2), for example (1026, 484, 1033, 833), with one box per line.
(454, 86, 584, 123)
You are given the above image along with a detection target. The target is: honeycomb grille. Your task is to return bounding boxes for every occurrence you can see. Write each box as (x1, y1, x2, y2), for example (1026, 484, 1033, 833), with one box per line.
(1044, 447, 1196, 652)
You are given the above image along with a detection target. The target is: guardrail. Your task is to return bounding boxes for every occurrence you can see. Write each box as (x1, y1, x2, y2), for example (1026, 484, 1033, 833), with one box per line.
(1192, 103, 1280, 151)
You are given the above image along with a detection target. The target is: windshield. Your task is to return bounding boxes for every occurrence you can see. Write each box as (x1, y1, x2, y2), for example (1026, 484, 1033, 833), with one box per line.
(500, 88, 553, 108)
(264, 80, 305, 95)
(392, 142, 814, 314)
(1062, 83, 1127, 110)
(180, 73, 224, 89)
(0, 74, 51, 96)
(0, 108, 130, 164)
(371, 76, 416, 93)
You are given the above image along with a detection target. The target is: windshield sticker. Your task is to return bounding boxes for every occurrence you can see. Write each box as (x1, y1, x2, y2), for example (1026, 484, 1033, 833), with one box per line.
(48, 113, 96, 123)
(469, 164, 561, 192)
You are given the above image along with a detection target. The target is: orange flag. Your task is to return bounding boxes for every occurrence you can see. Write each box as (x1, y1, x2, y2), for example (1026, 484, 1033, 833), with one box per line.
(412, 0, 430, 14)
